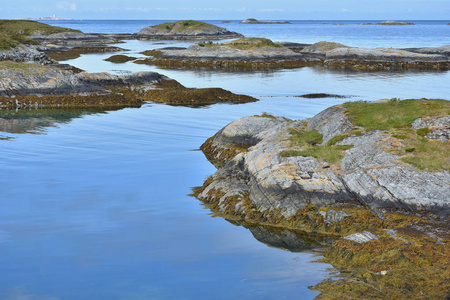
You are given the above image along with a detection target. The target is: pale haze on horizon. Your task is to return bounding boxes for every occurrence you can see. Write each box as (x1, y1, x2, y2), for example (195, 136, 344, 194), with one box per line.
(1, 0, 449, 20)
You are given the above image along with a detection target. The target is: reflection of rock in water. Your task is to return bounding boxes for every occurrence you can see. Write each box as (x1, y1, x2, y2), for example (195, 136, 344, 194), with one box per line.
(0, 108, 110, 134)
(248, 226, 334, 253)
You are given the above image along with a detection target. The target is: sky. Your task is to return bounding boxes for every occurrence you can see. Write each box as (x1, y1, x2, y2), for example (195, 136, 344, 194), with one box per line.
(1, 0, 449, 20)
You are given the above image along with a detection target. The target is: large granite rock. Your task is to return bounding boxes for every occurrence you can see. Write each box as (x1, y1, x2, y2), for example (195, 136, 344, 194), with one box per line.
(196, 104, 450, 221)
(136, 20, 242, 39)
(0, 45, 55, 64)
(0, 66, 168, 97)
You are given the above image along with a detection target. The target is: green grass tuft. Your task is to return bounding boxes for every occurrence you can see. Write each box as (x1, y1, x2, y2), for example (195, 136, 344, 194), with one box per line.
(202, 37, 283, 50)
(281, 128, 353, 164)
(342, 98, 450, 131)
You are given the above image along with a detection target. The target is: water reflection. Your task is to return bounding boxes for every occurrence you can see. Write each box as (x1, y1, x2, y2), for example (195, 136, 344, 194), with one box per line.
(216, 218, 335, 253)
(0, 108, 119, 136)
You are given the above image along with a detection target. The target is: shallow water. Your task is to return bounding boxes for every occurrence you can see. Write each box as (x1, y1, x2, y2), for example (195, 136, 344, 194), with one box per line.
(1, 20, 449, 299)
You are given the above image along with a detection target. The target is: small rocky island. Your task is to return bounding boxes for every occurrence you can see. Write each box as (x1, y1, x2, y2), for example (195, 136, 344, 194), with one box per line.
(136, 20, 243, 40)
(194, 99, 450, 299)
(240, 18, 291, 24)
(134, 38, 314, 69)
(359, 20, 415, 25)
(134, 40, 450, 71)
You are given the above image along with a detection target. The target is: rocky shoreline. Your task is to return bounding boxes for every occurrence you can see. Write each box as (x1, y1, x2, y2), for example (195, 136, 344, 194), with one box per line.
(193, 99, 450, 298)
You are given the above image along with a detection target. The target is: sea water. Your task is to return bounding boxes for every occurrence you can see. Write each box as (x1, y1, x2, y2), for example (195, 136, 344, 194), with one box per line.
(0, 20, 449, 299)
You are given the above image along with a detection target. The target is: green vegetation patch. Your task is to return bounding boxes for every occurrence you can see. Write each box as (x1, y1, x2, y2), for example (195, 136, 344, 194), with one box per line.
(152, 20, 214, 33)
(343, 98, 450, 171)
(280, 128, 353, 164)
(201, 37, 283, 50)
(0, 61, 49, 71)
(343, 98, 449, 130)
(0, 20, 80, 50)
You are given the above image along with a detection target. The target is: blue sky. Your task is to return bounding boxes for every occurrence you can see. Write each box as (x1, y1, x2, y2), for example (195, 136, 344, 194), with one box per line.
(1, 0, 449, 20)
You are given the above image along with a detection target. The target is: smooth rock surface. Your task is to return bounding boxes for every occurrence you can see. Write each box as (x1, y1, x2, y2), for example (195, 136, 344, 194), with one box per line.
(344, 231, 379, 243)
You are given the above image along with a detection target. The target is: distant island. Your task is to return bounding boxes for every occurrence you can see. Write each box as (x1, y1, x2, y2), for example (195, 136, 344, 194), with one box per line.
(17, 15, 73, 21)
(359, 20, 415, 25)
(239, 18, 291, 24)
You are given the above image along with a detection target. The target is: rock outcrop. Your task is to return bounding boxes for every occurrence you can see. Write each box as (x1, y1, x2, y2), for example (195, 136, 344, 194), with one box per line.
(195, 100, 450, 300)
(196, 101, 450, 220)
(136, 20, 242, 40)
(0, 62, 257, 108)
(134, 38, 313, 70)
(239, 18, 291, 24)
(134, 40, 450, 71)
(0, 45, 55, 64)
(324, 46, 450, 70)
(31, 32, 118, 45)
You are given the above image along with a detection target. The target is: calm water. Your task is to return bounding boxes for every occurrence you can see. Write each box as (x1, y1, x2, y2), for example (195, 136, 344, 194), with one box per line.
(1, 20, 449, 299)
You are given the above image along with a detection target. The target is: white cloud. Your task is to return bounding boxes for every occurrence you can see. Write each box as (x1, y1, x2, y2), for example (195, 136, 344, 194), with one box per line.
(55, 1, 77, 11)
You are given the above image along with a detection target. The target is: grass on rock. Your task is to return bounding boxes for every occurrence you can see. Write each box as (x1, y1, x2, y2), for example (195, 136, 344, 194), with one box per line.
(0, 20, 80, 50)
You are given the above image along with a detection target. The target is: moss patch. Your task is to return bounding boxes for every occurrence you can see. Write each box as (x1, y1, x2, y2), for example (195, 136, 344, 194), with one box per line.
(201, 37, 283, 50)
(104, 54, 136, 63)
(134, 80, 257, 107)
(151, 20, 218, 33)
(325, 59, 450, 71)
(280, 128, 353, 164)
(343, 99, 450, 171)
(134, 56, 316, 70)
(0, 92, 143, 109)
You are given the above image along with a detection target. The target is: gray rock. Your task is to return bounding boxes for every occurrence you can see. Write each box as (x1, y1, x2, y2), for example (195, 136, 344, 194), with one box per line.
(0, 45, 55, 64)
(31, 32, 118, 45)
(318, 209, 350, 224)
(412, 116, 450, 141)
(307, 105, 358, 144)
(300, 41, 349, 56)
(154, 44, 305, 62)
(197, 103, 450, 223)
(0, 67, 168, 97)
(344, 231, 379, 243)
(403, 45, 450, 57)
(325, 47, 449, 62)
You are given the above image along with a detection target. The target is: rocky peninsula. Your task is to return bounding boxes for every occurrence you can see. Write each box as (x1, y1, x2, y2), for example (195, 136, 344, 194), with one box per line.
(194, 99, 450, 299)
(239, 18, 291, 24)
